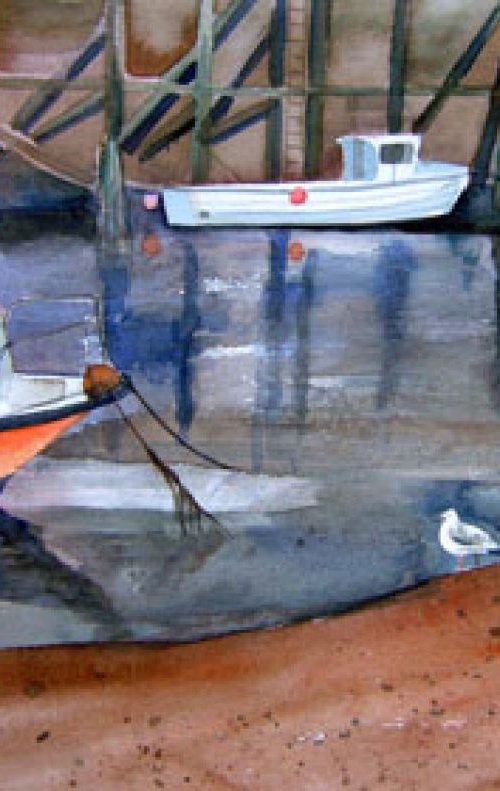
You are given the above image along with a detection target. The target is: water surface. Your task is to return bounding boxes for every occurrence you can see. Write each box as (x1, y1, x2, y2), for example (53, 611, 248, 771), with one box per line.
(1, 206, 500, 645)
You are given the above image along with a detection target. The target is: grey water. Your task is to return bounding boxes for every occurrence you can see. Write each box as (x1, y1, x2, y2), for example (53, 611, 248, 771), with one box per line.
(2, 201, 500, 646)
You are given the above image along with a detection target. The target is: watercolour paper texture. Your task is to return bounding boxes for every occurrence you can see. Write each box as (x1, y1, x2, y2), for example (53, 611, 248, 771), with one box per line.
(1, 0, 500, 647)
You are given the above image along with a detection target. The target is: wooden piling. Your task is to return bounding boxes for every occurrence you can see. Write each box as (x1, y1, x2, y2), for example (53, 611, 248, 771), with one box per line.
(305, 0, 331, 178)
(191, 0, 213, 183)
(388, 0, 410, 133)
(472, 61, 500, 192)
(97, 0, 129, 256)
(265, 0, 286, 180)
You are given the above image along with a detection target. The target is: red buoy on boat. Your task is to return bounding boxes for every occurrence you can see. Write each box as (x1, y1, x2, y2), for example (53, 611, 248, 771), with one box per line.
(289, 186, 308, 205)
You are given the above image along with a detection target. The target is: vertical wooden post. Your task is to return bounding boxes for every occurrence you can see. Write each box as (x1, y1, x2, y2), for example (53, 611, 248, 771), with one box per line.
(413, 3, 500, 134)
(495, 134, 500, 209)
(388, 0, 410, 133)
(472, 60, 500, 190)
(104, 0, 124, 140)
(305, 0, 330, 178)
(192, 0, 213, 183)
(265, 0, 286, 180)
(98, 0, 129, 254)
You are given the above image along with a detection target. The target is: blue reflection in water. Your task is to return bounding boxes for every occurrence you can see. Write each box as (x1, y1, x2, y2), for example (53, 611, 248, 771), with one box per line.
(292, 250, 314, 431)
(490, 236, 500, 410)
(172, 241, 200, 432)
(100, 264, 177, 377)
(446, 233, 481, 291)
(99, 241, 207, 432)
(262, 229, 289, 415)
(373, 237, 417, 409)
(252, 230, 316, 469)
(3, 210, 500, 644)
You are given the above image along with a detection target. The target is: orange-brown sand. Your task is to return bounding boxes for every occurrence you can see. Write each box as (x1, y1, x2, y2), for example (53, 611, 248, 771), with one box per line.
(1, 567, 500, 789)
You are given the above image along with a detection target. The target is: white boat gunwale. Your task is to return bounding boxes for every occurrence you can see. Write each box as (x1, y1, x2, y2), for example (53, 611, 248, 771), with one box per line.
(164, 170, 467, 194)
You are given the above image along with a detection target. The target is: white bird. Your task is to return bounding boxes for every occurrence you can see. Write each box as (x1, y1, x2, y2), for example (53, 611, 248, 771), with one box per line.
(439, 508, 500, 569)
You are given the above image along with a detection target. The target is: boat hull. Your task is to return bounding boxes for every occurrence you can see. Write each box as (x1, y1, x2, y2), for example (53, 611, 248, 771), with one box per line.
(163, 169, 469, 227)
(0, 413, 84, 478)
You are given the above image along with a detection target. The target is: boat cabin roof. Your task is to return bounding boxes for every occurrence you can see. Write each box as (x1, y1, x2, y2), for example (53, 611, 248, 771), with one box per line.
(337, 133, 421, 150)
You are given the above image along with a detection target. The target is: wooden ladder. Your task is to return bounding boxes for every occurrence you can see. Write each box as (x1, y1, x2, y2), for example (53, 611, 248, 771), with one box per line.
(283, 0, 308, 180)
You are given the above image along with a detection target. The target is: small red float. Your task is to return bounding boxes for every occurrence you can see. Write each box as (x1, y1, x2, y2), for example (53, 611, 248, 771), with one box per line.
(288, 240, 306, 263)
(141, 233, 162, 257)
(289, 186, 308, 205)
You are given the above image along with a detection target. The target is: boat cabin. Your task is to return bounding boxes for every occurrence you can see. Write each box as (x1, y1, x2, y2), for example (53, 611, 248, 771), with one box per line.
(338, 134, 421, 182)
(0, 297, 103, 416)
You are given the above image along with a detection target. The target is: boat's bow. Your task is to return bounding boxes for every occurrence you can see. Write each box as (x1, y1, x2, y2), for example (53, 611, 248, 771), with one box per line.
(0, 363, 124, 479)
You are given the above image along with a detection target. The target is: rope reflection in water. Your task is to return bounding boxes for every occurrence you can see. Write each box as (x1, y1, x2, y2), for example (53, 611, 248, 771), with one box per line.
(113, 399, 228, 540)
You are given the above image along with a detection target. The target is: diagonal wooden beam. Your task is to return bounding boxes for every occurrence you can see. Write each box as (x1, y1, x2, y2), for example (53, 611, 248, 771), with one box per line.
(11, 17, 105, 134)
(210, 32, 270, 123)
(138, 33, 270, 163)
(0, 123, 93, 188)
(205, 98, 275, 144)
(138, 103, 195, 162)
(388, 0, 411, 133)
(32, 92, 104, 143)
(413, 2, 500, 134)
(119, 0, 259, 153)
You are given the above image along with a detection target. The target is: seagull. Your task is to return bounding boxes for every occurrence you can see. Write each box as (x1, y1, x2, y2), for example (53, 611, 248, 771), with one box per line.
(439, 508, 500, 570)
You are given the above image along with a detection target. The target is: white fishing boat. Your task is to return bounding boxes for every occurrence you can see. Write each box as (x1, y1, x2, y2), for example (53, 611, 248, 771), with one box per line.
(0, 296, 124, 479)
(162, 134, 469, 227)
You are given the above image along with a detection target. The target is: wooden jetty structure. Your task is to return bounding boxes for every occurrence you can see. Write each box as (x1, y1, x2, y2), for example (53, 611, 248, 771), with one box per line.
(1, 1, 500, 229)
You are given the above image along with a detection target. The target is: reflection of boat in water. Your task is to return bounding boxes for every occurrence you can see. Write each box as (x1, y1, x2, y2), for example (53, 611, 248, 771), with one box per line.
(1, 457, 320, 518)
(162, 134, 469, 227)
(0, 297, 124, 478)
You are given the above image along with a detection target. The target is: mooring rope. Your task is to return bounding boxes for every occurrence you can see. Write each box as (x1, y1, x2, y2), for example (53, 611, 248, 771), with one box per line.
(1, 321, 245, 476)
(124, 376, 246, 473)
(1, 329, 245, 474)
(113, 397, 227, 537)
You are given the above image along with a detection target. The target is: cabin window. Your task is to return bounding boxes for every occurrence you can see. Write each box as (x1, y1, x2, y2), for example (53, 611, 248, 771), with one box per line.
(350, 140, 377, 180)
(379, 143, 414, 165)
(352, 139, 365, 179)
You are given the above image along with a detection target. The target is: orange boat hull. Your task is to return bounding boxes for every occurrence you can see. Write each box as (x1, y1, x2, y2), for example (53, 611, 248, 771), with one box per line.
(0, 413, 84, 479)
